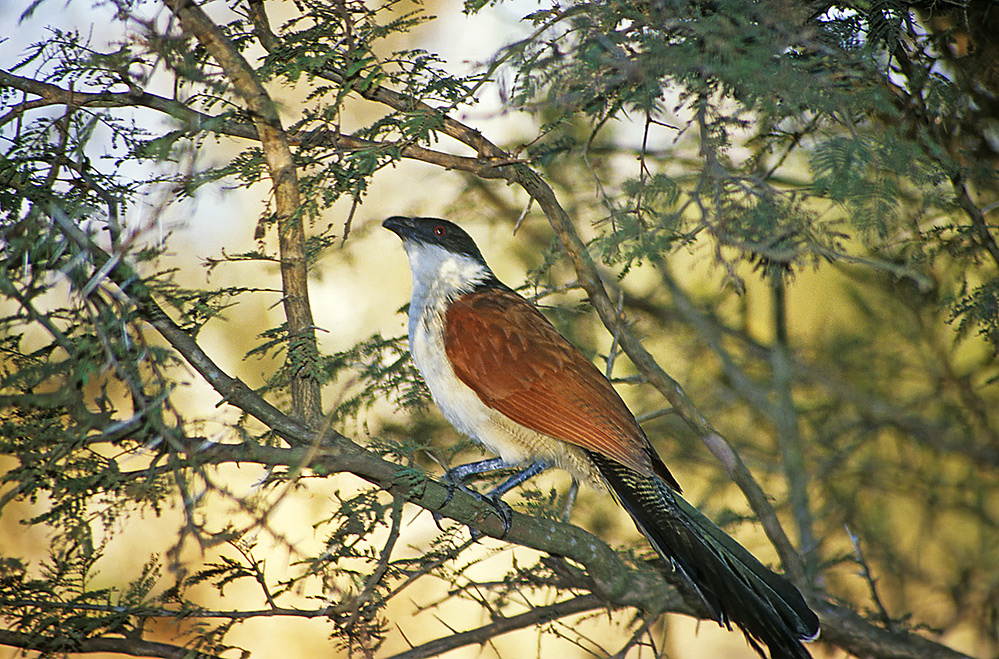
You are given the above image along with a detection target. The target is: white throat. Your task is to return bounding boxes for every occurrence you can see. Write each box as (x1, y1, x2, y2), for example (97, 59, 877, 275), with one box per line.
(401, 241, 493, 339)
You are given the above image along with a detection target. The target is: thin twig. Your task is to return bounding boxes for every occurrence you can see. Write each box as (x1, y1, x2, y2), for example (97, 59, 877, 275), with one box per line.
(342, 494, 406, 629)
(846, 526, 893, 629)
(770, 275, 816, 556)
(384, 595, 604, 659)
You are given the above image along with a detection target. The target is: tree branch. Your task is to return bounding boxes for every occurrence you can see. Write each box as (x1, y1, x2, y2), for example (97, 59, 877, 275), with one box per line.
(43, 205, 680, 616)
(10, 38, 979, 659)
(384, 594, 607, 659)
(0, 69, 513, 193)
(769, 276, 816, 554)
(0, 69, 222, 130)
(0, 629, 222, 659)
(497, 161, 811, 583)
(952, 175, 999, 270)
(162, 0, 321, 423)
(814, 600, 973, 659)
(303, 67, 814, 579)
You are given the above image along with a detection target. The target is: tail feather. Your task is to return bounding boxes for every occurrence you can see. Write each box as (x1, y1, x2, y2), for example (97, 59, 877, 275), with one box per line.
(588, 452, 820, 659)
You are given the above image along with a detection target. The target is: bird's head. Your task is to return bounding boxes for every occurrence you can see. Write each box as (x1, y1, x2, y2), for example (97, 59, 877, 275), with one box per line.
(383, 216, 496, 295)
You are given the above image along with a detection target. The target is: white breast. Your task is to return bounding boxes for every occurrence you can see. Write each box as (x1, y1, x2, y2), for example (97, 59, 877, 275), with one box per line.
(408, 267, 533, 464)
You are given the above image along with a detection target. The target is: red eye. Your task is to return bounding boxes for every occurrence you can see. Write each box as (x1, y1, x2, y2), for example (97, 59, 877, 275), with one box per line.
(433, 225, 447, 237)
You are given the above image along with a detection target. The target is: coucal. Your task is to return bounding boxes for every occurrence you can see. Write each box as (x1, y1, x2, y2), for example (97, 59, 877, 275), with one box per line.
(383, 216, 819, 658)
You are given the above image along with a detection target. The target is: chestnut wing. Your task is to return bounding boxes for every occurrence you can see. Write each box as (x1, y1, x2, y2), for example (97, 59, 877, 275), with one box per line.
(444, 287, 661, 479)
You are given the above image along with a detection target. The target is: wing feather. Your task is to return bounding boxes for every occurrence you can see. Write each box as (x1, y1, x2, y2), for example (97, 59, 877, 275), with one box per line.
(444, 287, 678, 489)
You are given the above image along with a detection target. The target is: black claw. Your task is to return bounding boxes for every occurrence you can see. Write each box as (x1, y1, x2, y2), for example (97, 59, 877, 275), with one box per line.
(468, 493, 513, 540)
(486, 496, 513, 537)
(465, 493, 513, 536)
(440, 475, 459, 508)
(431, 510, 448, 533)
(455, 485, 514, 537)
(434, 459, 551, 538)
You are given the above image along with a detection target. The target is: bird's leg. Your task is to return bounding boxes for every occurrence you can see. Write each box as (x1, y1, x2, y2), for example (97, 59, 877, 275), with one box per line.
(560, 477, 579, 523)
(440, 457, 510, 507)
(484, 460, 551, 499)
(476, 460, 552, 535)
(437, 459, 551, 536)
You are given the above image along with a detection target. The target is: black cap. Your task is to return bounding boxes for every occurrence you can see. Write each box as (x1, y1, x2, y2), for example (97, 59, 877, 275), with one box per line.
(383, 216, 487, 264)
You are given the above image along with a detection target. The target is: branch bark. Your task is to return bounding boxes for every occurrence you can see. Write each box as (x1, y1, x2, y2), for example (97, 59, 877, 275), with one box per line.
(0, 629, 222, 659)
(162, 0, 321, 423)
(481, 160, 812, 583)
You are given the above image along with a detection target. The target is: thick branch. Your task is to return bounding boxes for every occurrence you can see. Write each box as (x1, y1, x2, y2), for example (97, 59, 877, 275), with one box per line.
(490, 161, 810, 583)
(0, 629, 222, 659)
(162, 0, 321, 423)
(44, 207, 677, 614)
(814, 600, 974, 659)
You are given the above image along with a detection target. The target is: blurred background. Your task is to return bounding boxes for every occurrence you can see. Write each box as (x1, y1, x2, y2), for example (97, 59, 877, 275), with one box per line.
(1, 0, 997, 657)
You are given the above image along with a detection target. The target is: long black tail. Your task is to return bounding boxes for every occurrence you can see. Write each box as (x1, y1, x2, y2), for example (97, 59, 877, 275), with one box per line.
(588, 452, 819, 659)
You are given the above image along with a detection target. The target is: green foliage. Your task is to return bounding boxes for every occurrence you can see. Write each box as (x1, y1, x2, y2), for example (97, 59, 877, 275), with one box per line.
(259, 0, 485, 223)
(950, 278, 999, 352)
(318, 333, 428, 427)
(1, 0, 997, 657)
(0, 539, 122, 658)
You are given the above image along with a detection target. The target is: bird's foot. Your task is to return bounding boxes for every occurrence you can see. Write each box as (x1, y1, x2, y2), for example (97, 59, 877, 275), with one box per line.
(431, 490, 512, 536)
(433, 459, 550, 538)
(438, 457, 508, 506)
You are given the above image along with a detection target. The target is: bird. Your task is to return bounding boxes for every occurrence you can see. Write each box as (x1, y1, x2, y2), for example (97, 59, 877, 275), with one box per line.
(383, 215, 820, 659)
